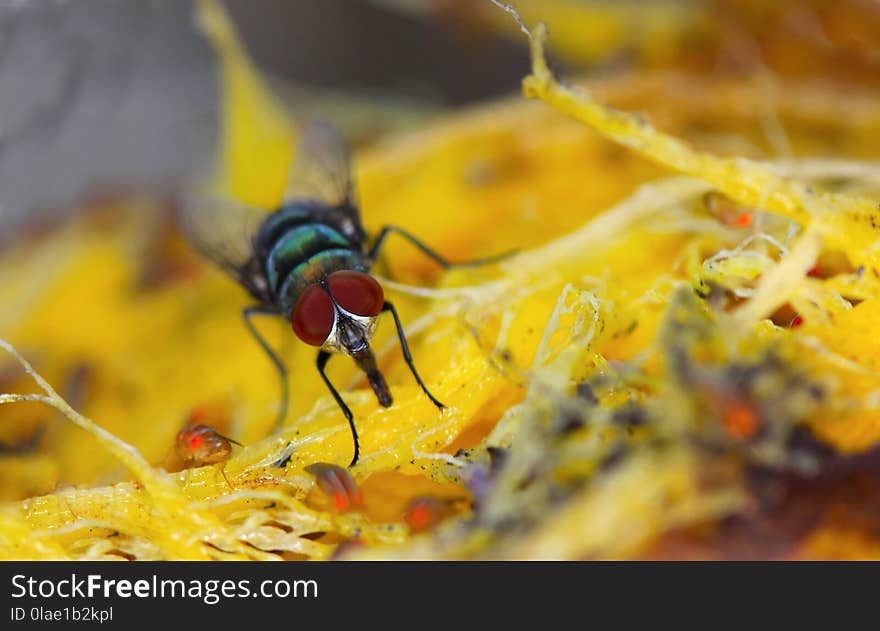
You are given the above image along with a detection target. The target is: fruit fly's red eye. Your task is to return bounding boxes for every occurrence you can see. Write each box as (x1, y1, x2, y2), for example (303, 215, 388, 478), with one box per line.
(188, 434, 204, 451)
(327, 271, 384, 317)
(292, 284, 335, 346)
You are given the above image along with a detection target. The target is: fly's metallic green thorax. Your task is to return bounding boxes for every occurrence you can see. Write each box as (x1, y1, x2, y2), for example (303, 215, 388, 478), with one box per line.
(254, 202, 369, 317)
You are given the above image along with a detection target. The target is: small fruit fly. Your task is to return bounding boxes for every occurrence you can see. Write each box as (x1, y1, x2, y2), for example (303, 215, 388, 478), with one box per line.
(703, 192, 754, 228)
(305, 462, 363, 512)
(404, 495, 464, 533)
(176, 423, 241, 466)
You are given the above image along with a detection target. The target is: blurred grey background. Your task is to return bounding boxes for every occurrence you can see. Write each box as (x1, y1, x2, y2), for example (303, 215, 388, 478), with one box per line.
(0, 0, 528, 234)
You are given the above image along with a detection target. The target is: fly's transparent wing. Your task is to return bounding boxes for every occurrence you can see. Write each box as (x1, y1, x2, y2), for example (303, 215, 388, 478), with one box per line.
(284, 121, 358, 216)
(179, 186, 269, 295)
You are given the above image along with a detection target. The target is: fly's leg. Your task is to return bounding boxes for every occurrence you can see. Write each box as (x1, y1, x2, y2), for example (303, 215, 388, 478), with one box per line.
(382, 301, 445, 410)
(242, 306, 289, 433)
(317, 350, 361, 467)
(219, 464, 234, 490)
(368, 225, 516, 269)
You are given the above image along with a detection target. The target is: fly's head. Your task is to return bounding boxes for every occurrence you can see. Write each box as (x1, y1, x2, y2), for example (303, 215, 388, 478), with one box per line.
(291, 271, 392, 408)
(291, 270, 384, 356)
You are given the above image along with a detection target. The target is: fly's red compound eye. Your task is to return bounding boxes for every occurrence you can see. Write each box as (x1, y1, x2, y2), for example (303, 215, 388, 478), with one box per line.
(292, 284, 335, 345)
(327, 270, 384, 317)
